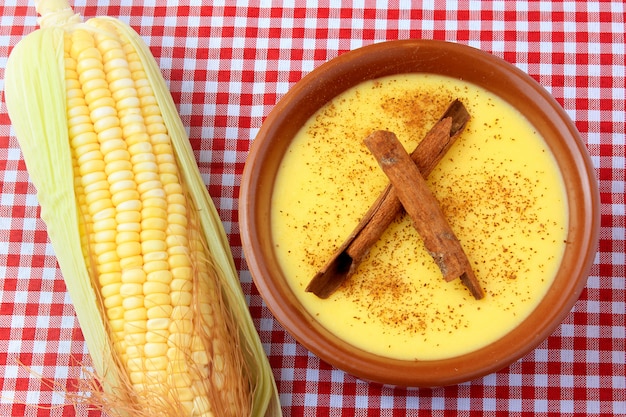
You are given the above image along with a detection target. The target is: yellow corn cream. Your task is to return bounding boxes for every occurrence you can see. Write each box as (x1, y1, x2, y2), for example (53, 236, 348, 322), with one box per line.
(271, 74, 568, 361)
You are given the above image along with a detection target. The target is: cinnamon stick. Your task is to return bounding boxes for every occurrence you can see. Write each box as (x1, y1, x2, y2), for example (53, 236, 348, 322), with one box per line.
(364, 130, 484, 300)
(306, 100, 470, 298)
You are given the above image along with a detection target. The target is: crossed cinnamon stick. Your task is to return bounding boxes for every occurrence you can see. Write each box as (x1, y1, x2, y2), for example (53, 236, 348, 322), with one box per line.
(305, 100, 484, 300)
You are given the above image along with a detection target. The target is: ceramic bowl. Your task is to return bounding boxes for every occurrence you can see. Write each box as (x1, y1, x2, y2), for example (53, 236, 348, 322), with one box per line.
(239, 39, 600, 387)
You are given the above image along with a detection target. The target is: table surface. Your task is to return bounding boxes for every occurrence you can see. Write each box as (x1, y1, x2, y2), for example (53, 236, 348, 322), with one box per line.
(0, 1, 624, 416)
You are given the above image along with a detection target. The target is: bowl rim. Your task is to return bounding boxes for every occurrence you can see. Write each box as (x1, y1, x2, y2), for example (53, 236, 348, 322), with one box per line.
(239, 39, 600, 387)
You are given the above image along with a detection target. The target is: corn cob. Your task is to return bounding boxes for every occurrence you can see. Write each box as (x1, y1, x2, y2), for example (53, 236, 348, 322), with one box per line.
(5, 1, 281, 416)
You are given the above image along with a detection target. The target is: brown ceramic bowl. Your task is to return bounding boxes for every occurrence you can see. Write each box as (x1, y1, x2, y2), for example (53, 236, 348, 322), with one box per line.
(239, 39, 600, 387)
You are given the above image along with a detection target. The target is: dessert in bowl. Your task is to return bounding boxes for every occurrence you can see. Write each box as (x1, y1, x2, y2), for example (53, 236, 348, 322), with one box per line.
(239, 40, 599, 387)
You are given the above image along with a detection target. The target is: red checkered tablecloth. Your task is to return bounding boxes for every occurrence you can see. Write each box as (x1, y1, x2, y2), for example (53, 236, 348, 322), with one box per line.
(1, 1, 624, 416)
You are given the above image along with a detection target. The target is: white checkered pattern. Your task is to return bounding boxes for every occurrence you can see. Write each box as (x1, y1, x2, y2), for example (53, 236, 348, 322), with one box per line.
(1, 1, 624, 416)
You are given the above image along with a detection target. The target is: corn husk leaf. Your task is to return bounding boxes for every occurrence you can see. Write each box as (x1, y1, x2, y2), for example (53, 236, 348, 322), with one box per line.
(5, 25, 117, 387)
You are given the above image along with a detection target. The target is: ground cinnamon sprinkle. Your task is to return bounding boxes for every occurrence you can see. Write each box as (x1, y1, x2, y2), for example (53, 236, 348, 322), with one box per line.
(271, 73, 568, 359)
